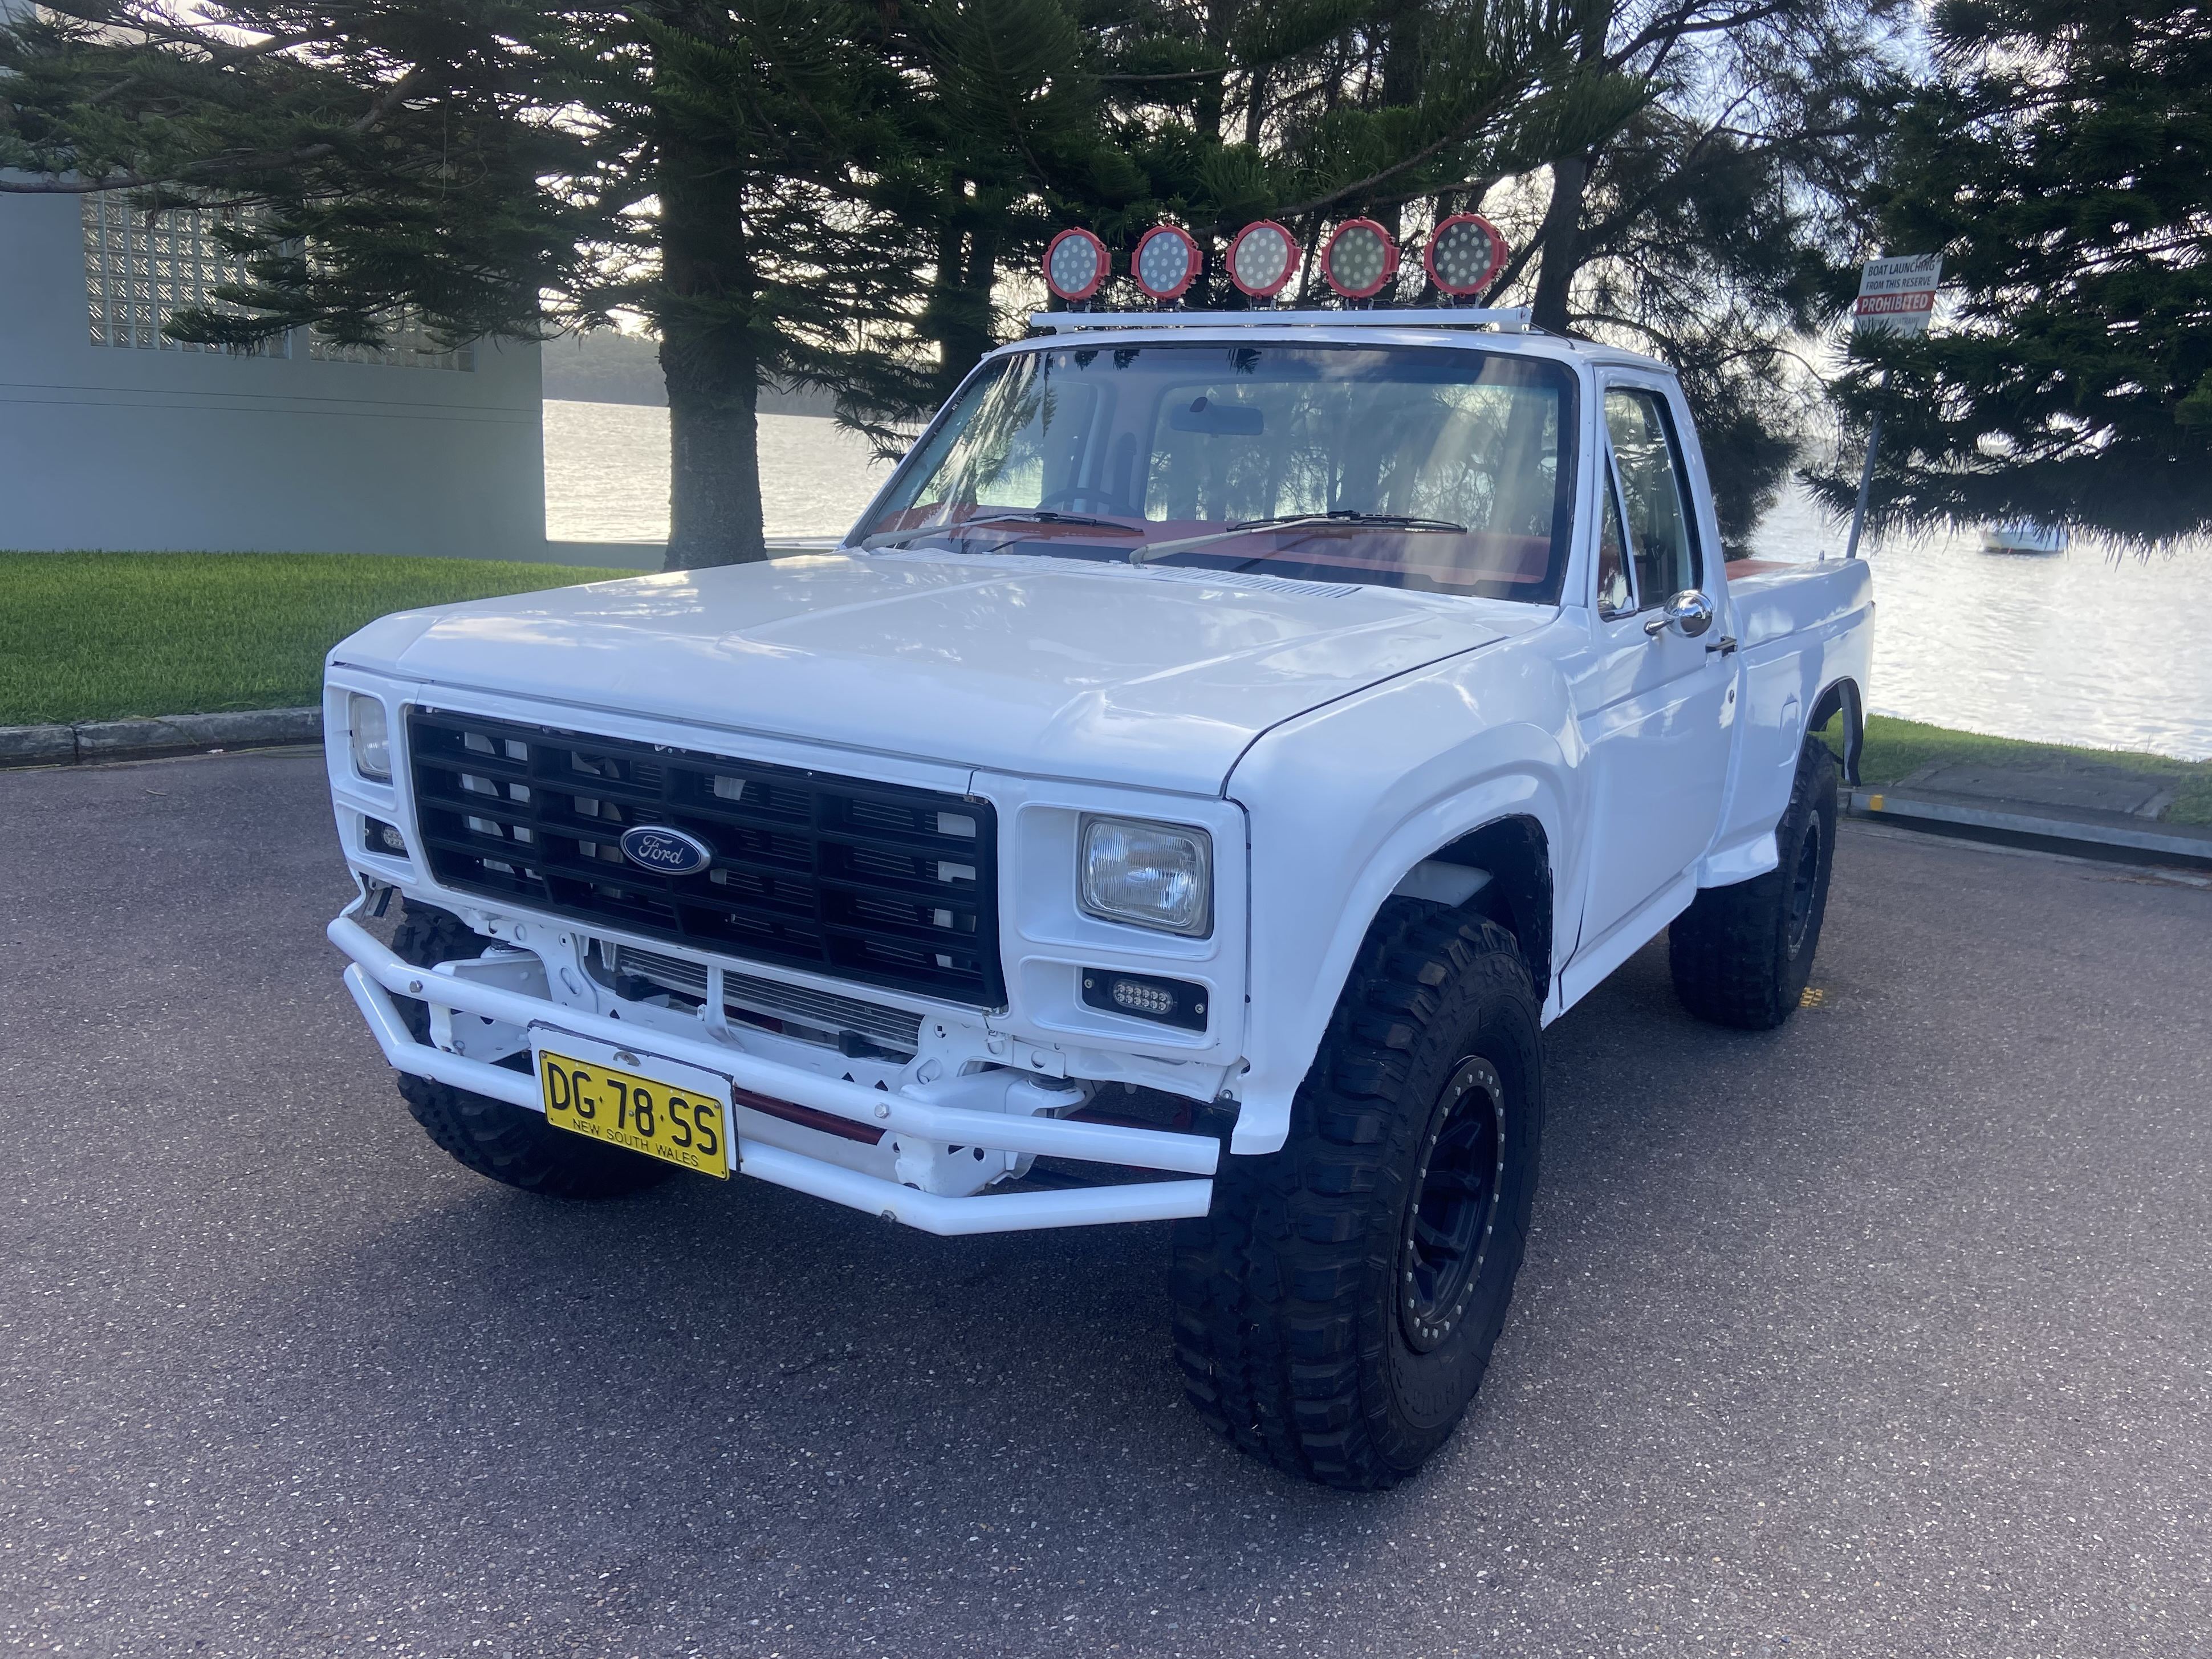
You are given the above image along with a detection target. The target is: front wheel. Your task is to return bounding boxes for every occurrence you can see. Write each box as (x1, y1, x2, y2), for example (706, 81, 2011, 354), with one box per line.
(1170, 902, 1544, 1490)
(1669, 734, 1838, 1030)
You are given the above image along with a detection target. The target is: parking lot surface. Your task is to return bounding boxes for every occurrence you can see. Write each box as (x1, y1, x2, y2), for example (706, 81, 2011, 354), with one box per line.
(3, 749, 2209, 1658)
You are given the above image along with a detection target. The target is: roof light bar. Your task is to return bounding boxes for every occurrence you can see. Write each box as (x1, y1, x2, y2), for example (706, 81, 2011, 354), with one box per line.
(1043, 227, 1111, 304)
(1131, 223, 1202, 302)
(1225, 219, 1298, 300)
(1320, 218, 1400, 300)
(1424, 213, 1508, 299)
(1027, 307, 1533, 333)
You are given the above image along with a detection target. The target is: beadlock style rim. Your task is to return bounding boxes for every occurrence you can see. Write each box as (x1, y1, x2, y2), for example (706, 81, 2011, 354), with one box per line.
(1398, 1055, 1507, 1353)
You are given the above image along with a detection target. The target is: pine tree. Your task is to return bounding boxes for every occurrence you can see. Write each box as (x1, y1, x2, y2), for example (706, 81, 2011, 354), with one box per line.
(1810, 0, 2212, 545)
(1016, 0, 1910, 552)
(0, 3, 595, 351)
(0, 1, 941, 569)
(1493, 0, 1913, 551)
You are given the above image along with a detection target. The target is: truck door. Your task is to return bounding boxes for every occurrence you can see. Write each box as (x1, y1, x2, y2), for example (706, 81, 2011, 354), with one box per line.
(1570, 379, 1735, 952)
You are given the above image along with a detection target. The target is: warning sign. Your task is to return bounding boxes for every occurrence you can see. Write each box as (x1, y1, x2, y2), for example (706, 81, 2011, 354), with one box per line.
(1853, 254, 1942, 336)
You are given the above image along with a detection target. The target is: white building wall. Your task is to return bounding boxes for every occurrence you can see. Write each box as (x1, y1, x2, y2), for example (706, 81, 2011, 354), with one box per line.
(0, 191, 544, 557)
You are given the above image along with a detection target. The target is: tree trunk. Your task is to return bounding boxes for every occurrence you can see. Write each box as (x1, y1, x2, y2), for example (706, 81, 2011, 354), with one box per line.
(662, 353, 766, 571)
(655, 109, 767, 571)
(1380, 6, 1421, 302)
(916, 194, 1000, 405)
(1530, 154, 1587, 334)
(1197, 0, 1238, 141)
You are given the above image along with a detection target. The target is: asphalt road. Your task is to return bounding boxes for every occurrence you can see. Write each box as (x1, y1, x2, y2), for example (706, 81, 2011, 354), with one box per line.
(3, 749, 2209, 1659)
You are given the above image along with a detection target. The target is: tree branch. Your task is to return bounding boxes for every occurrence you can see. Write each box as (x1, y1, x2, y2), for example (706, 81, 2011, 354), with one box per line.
(1266, 84, 1523, 221)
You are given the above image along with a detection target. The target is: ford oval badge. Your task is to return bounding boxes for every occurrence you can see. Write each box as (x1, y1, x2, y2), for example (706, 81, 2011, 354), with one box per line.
(619, 824, 714, 876)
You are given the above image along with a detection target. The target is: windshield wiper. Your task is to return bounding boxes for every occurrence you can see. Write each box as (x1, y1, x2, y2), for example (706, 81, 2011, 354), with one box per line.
(864, 509, 1138, 552)
(1129, 510, 1466, 566)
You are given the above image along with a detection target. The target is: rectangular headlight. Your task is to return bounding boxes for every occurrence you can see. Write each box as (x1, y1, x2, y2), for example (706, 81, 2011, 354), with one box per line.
(1079, 816, 1211, 937)
(348, 693, 392, 782)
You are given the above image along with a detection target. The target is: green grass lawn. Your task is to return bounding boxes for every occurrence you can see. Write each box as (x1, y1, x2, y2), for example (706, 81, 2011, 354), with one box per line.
(0, 551, 633, 727)
(1825, 714, 2212, 826)
(9, 550, 2207, 824)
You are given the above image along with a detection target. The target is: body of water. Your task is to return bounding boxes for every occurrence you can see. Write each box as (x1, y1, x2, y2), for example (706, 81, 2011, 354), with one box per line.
(544, 399, 2210, 761)
(1748, 486, 2210, 761)
(544, 399, 894, 543)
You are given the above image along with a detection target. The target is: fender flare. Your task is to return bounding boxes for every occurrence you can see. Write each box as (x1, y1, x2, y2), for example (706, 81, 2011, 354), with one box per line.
(1229, 771, 1568, 1156)
(1808, 677, 1865, 786)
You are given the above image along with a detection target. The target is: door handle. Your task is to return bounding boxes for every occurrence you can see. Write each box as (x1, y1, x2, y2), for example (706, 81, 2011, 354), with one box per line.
(1705, 635, 1738, 656)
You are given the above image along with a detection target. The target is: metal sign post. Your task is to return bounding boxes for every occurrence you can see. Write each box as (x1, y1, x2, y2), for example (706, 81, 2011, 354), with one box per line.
(1844, 253, 1941, 559)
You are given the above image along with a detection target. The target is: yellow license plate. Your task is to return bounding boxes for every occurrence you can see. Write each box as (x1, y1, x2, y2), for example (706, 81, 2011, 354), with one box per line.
(539, 1048, 730, 1178)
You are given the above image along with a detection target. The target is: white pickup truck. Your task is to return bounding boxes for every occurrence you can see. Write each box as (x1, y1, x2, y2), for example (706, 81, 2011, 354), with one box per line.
(324, 306, 1871, 1490)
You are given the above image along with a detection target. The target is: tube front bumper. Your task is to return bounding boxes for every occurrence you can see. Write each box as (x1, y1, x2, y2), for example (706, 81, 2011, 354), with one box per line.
(329, 913, 1219, 1234)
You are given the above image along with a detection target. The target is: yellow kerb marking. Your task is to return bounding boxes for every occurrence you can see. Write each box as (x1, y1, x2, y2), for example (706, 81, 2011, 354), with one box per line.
(1868, 793, 1885, 811)
(1799, 987, 1827, 1009)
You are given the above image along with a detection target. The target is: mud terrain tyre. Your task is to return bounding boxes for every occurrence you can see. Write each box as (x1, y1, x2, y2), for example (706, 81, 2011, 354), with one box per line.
(389, 902, 672, 1199)
(1170, 902, 1544, 1490)
(1669, 734, 1838, 1030)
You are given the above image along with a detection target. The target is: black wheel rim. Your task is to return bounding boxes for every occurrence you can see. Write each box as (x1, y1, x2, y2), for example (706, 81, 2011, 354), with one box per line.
(1398, 1056, 1506, 1353)
(1785, 816, 1823, 958)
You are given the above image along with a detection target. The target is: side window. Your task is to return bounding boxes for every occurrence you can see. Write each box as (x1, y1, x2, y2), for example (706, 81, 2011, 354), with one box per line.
(1596, 465, 1634, 617)
(1602, 387, 1699, 608)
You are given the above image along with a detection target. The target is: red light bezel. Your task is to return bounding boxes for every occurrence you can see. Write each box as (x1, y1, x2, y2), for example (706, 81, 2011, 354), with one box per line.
(1225, 219, 1298, 299)
(1042, 227, 1111, 303)
(1131, 224, 1202, 301)
(1320, 218, 1402, 300)
(1422, 213, 1509, 298)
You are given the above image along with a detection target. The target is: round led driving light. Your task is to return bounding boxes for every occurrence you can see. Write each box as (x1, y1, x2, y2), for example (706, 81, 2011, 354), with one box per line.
(1423, 213, 1508, 299)
(1131, 223, 1201, 302)
(1043, 227, 1110, 303)
(1321, 218, 1400, 300)
(1225, 219, 1296, 300)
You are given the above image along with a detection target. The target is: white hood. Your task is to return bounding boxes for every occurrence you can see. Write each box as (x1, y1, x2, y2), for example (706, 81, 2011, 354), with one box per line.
(331, 550, 1528, 795)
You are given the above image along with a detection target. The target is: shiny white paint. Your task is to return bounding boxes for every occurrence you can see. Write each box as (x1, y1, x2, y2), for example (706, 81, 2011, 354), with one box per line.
(323, 314, 1873, 1202)
(341, 910, 1170, 1160)
(328, 550, 1516, 798)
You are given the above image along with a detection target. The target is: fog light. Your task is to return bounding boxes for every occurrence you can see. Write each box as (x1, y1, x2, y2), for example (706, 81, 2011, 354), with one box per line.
(364, 816, 408, 857)
(1112, 979, 1174, 1015)
(1081, 970, 1209, 1032)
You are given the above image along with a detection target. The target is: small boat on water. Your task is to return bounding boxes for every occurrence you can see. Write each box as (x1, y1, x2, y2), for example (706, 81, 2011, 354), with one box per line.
(1979, 520, 2069, 555)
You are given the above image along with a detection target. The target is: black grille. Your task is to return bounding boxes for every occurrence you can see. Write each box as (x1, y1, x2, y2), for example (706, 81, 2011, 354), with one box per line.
(406, 709, 1003, 1006)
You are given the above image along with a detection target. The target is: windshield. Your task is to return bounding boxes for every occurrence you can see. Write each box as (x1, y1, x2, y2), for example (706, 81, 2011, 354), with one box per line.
(861, 343, 1579, 602)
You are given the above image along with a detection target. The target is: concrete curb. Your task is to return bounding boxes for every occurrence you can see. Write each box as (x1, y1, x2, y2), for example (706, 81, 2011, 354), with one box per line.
(1848, 787, 2212, 871)
(0, 706, 322, 769)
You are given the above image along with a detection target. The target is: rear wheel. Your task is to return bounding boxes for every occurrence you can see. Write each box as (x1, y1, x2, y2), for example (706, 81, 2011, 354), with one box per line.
(1669, 735, 1838, 1030)
(389, 902, 672, 1199)
(1170, 902, 1543, 1490)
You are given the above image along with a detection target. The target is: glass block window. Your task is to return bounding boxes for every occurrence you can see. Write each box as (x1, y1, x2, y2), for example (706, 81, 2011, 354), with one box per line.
(82, 195, 287, 356)
(307, 313, 474, 372)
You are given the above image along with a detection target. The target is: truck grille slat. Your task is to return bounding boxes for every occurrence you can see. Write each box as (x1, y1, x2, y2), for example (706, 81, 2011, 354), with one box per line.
(607, 944, 924, 1052)
(408, 710, 1003, 1007)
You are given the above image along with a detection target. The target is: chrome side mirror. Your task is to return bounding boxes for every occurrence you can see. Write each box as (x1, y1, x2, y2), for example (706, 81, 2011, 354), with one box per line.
(1645, 589, 1715, 639)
